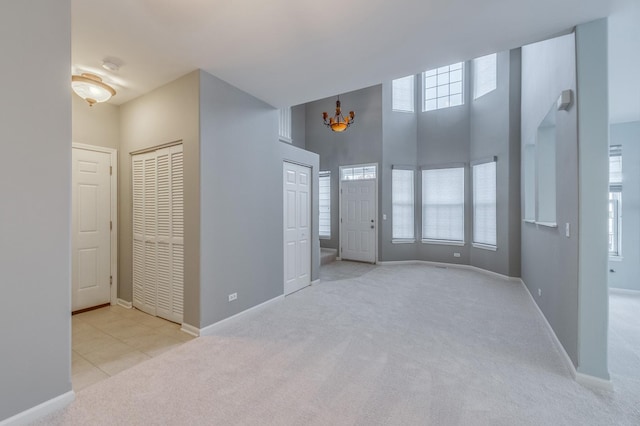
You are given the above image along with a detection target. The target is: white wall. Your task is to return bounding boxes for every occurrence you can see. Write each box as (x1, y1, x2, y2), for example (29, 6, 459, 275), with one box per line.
(0, 0, 73, 421)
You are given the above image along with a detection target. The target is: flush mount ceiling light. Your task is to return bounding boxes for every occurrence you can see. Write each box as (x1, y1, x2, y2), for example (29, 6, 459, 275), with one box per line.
(322, 96, 355, 132)
(71, 73, 116, 106)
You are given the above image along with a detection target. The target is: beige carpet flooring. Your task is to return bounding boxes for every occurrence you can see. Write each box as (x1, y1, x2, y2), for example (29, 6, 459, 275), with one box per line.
(36, 262, 639, 425)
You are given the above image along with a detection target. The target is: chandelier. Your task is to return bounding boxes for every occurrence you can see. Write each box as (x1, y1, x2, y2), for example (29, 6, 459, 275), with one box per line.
(322, 96, 355, 132)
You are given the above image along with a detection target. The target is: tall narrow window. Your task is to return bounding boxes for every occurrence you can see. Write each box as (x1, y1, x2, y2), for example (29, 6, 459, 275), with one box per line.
(473, 53, 497, 100)
(609, 146, 622, 257)
(472, 159, 497, 248)
(279, 107, 292, 143)
(423, 62, 464, 111)
(422, 167, 465, 244)
(319, 171, 331, 239)
(392, 168, 415, 241)
(392, 75, 415, 112)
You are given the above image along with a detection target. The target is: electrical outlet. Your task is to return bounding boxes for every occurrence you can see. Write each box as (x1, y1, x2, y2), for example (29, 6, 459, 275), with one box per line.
(228, 293, 237, 302)
(538, 288, 542, 297)
(453, 252, 461, 258)
(383, 214, 387, 220)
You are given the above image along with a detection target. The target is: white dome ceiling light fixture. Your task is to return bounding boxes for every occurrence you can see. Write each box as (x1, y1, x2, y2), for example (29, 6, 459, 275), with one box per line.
(71, 73, 116, 107)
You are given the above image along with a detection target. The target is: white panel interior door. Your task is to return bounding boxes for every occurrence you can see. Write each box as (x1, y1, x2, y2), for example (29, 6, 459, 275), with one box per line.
(341, 180, 376, 263)
(132, 145, 184, 323)
(283, 162, 311, 296)
(72, 148, 111, 311)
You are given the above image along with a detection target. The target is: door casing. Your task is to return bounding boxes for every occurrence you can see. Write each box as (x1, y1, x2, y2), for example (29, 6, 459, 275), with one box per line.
(72, 143, 118, 309)
(339, 163, 378, 264)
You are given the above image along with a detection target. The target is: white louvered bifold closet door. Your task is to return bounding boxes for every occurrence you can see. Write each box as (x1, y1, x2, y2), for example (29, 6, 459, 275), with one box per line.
(132, 145, 184, 323)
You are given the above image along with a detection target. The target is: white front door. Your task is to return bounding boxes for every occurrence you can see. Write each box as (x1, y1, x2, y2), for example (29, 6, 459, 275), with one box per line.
(341, 180, 376, 263)
(283, 162, 311, 296)
(72, 148, 112, 312)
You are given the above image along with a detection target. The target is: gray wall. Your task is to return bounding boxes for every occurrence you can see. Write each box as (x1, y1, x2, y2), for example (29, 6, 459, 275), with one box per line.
(304, 86, 384, 253)
(608, 121, 640, 291)
(72, 94, 120, 150)
(290, 104, 306, 149)
(575, 19, 610, 380)
(469, 50, 522, 277)
(0, 0, 72, 421)
(119, 71, 201, 327)
(199, 70, 320, 328)
(521, 33, 580, 366)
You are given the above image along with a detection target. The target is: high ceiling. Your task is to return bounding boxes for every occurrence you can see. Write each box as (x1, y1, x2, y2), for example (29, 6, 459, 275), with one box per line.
(72, 0, 636, 120)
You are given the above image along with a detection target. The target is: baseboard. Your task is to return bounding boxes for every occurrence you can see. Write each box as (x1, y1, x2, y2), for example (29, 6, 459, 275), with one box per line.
(336, 257, 342, 261)
(180, 323, 200, 337)
(377, 260, 519, 282)
(575, 371, 613, 391)
(193, 295, 285, 337)
(519, 278, 578, 380)
(0, 391, 74, 426)
(116, 299, 132, 309)
(609, 287, 640, 297)
(311, 279, 320, 285)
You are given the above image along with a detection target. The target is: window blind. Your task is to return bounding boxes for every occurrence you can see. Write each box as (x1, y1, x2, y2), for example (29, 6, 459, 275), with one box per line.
(422, 167, 464, 242)
(392, 75, 415, 112)
(279, 107, 292, 143)
(473, 53, 497, 100)
(472, 160, 497, 247)
(392, 169, 415, 240)
(319, 172, 331, 238)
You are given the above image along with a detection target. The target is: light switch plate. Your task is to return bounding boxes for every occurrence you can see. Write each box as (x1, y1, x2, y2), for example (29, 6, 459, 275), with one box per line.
(565, 223, 570, 238)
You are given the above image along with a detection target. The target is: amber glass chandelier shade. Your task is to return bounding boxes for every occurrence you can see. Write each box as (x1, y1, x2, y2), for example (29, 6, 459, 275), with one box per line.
(322, 96, 355, 132)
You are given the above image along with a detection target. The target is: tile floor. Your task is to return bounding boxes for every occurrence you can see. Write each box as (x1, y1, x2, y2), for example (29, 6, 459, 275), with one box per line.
(72, 305, 194, 391)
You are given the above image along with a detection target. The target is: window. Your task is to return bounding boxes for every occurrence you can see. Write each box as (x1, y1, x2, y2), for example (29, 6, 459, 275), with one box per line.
(472, 160, 497, 248)
(423, 62, 464, 111)
(473, 53, 497, 100)
(392, 168, 415, 241)
(536, 105, 557, 225)
(609, 146, 622, 257)
(319, 171, 331, 239)
(392, 75, 415, 112)
(340, 165, 377, 181)
(279, 107, 291, 143)
(422, 167, 465, 244)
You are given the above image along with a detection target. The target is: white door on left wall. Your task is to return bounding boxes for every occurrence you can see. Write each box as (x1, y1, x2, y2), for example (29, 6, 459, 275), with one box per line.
(72, 147, 112, 312)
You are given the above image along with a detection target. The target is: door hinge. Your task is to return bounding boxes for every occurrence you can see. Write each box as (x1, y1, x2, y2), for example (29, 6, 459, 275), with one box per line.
(110, 166, 113, 175)
(340, 217, 342, 223)
(110, 276, 113, 286)
(110, 221, 113, 230)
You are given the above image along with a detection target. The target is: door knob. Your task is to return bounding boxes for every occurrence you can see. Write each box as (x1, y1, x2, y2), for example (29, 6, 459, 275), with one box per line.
(371, 225, 375, 229)
(371, 219, 374, 223)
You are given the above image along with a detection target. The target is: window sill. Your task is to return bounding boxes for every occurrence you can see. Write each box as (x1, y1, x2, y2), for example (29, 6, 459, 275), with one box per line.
(536, 221, 557, 228)
(472, 243, 497, 251)
(609, 256, 623, 262)
(523, 219, 536, 224)
(319, 236, 331, 240)
(421, 239, 465, 247)
(392, 239, 416, 244)
(279, 136, 292, 144)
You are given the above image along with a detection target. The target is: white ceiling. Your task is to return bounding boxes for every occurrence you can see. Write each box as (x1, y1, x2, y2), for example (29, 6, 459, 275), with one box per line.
(72, 0, 634, 113)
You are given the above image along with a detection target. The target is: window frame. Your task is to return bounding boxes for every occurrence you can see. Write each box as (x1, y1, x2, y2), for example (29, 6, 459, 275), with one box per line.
(391, 167, 415, 243)
(608, 145, 622, 258)
(421, 165, 466, 245)
(473, 53, 497, 100)
(319, 171, 331, 239)
(278, 107, 292, 143)
(471, 157, 497, 250)
(422, 62, 465, 112)
(392, 75, 415, 113)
